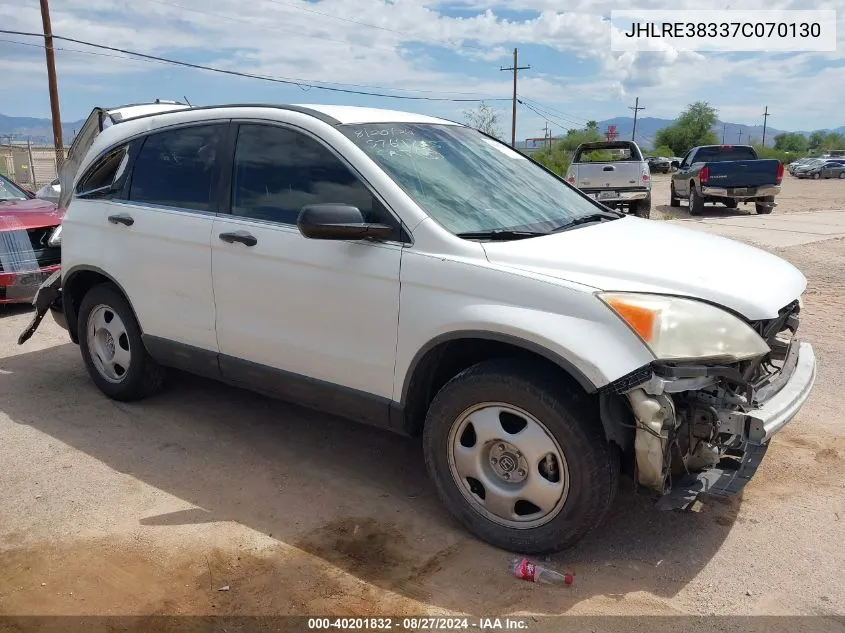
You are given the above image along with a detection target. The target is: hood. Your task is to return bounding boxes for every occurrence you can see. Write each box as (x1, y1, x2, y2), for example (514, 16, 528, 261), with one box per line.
(0, 198, 63, 231)
(481, 216, 806, 321)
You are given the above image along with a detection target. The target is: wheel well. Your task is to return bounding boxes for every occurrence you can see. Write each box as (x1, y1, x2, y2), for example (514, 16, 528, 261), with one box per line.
(401, 338, 592, 437)
(63, 270, 119, 343)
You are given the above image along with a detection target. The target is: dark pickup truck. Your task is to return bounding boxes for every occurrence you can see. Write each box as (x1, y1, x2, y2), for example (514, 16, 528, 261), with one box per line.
(670, 145, 784, 215)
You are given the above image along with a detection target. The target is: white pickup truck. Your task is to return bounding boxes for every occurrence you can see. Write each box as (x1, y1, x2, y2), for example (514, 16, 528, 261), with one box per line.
(566, 140, 652, 218)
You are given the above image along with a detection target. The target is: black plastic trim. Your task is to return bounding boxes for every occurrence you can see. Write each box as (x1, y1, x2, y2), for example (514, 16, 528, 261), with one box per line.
(400, 330, 599, 405)
(62, 265, 141, 345)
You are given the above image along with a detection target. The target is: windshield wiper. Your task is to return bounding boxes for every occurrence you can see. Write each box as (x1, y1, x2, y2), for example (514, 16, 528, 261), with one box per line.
(549, 211, 622, 233)
(455, 229, 548, 241)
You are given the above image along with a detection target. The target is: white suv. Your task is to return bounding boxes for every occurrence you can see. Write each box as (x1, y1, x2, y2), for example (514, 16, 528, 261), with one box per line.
(21, 103, 816, 554)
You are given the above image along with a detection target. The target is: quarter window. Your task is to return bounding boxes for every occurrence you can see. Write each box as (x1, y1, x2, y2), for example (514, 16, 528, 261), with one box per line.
(128, 124, 225, 212)
(230, 124, 392, 229)
(76, 144, 130, 198)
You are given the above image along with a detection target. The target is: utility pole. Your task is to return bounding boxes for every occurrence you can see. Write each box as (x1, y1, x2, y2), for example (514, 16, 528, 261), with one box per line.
(737, 128, 743, 144)
(722, 123, 726, 144)
(629, 97, 645, 141)
(542, 122, 551, 149)
(500, 48, 530, 148)
(761, 106, 770, 148)
(39, 0, 64, 170)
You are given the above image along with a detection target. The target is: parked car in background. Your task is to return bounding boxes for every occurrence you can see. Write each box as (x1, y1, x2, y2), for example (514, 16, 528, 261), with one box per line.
(670, 145, 783, 215)
(796, 159, 845, 179)
(566, 140, 652, 218)
(0, 173, 63, 304)
(35, 178, 61, 204)
(788, 157, 816, 175)
(792, 158, 826, 177)
(646, 156, 671, 174)
(20, 103, 816, 554)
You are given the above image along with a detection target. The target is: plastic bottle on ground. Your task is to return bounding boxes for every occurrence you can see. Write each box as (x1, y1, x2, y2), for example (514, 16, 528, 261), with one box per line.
(509, 557, 574, 586)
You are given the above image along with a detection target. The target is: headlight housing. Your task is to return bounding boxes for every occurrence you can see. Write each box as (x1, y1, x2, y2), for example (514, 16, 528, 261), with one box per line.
(598, 292, 770, 362)
(47, 224, 62, 247)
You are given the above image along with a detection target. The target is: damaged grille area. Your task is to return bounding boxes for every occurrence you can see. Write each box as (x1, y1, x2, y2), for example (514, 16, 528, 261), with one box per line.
(741, 299, 801, 405)
(0, 226, 61, 273)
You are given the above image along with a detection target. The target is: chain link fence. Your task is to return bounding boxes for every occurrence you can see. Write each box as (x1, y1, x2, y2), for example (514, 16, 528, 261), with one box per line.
(0, 143, 69, 189)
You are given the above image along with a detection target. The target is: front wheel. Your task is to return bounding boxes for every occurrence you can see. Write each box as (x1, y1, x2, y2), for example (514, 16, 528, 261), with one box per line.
(422, 359, 619, 554)
(839, 172, 845, 179)
(77, 283, 166, 401)
(669, 181, 680, 207)
(813, 172, 821, 180)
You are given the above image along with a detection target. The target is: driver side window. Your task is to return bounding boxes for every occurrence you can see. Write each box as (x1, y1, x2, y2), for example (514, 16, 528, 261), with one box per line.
(230, 123, 396, 232)
(680, 151, 693, 169)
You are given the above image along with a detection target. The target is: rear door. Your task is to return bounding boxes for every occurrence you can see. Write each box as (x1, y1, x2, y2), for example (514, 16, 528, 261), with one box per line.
(95, 120, 227, 362)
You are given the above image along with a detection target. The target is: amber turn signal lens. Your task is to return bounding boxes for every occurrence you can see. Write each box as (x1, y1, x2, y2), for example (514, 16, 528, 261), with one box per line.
(605, 298, 657, 343)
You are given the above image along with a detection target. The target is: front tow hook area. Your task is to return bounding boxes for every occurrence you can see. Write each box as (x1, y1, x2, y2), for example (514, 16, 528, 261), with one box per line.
(18, 269, 63, 346)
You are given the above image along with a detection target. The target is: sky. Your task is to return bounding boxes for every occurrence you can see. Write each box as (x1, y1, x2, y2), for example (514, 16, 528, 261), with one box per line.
(1, 0, 844, 142)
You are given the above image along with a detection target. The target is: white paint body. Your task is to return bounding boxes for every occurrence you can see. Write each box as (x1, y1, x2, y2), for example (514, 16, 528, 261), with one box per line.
(60, 104, 807, 402)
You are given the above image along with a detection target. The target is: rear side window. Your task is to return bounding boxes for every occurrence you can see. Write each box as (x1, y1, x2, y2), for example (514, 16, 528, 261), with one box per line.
(76, 144, 130, 198)
(128, 124, 225, 212)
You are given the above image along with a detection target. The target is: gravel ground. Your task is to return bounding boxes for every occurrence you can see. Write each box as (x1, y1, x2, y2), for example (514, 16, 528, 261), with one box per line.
(0, 183, 843, 621)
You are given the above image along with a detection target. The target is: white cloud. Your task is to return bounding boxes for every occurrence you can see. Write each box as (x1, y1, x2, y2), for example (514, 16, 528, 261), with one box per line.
(0, 0, 843, 134)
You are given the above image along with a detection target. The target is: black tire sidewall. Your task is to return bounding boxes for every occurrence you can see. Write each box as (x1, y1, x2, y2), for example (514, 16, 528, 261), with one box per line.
(423, 361, 614, 554)
(77, 284, 152, 400)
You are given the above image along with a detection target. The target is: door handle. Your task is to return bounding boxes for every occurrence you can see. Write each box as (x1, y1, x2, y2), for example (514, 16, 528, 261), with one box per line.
(107, 213, 134, 226)
(219, 231, 257, 247)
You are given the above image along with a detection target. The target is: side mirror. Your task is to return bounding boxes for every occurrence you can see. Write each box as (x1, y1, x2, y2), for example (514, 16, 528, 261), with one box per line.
(297, 204, 395, 241)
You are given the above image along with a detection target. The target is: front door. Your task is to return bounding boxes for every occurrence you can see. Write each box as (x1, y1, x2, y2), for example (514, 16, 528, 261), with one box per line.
(211, 122, 403, 424)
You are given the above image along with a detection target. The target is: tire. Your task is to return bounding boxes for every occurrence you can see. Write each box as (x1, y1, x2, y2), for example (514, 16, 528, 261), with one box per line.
(724, 199, 738, 209)
(669, 181, 680, 207)
(688, 185, 704, 216)
(755, 195, 775, 215)
(77, 283, 165, 401)
(839, 172, 845, 179)
(631, 196, 651, 219)
(422, 358, 619, 554)
(813, 172, 820, 180)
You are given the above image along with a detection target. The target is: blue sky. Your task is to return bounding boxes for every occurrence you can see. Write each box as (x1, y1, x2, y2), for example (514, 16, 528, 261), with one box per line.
(1, 0, 844, 141)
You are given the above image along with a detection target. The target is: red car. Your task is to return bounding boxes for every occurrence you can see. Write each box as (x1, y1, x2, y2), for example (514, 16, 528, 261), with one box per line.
(0, 173, 64, 304)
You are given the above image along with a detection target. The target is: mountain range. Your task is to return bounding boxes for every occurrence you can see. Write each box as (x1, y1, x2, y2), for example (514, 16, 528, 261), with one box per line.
(3, 111, 845, 149)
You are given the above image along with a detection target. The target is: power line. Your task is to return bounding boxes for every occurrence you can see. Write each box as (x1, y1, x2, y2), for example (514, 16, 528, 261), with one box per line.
(0, 29, 509, 103)
(515, 96, 588, 127)
(516, 99, 586, 130)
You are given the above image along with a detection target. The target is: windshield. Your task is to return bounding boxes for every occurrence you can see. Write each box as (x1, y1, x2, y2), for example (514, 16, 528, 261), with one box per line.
(339, 123, 610, 235)
(0, 175, 29, 201)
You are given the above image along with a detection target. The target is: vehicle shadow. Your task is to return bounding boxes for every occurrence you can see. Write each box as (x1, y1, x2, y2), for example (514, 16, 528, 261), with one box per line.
(0, 343, 741, 615)
(655, 202, 757, 221)
(0, 304, 32, 320)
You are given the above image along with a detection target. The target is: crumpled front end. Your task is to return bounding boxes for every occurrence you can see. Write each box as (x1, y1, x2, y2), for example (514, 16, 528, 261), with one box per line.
(603, 299, 817, 508)
(0, 221, 62, 304)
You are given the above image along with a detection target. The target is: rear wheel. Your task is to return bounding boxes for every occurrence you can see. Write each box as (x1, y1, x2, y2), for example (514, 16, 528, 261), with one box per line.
(755, 195, 775, 215)
(689, 186, 704, 216)
(631, 196, 651, 218)
(669, 181, 680, 207)
(422, 359, 619, 554)
(77, 283, 165, 401)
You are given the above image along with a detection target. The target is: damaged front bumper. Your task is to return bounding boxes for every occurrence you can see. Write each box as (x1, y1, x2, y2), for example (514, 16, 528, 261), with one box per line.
(18, 268, 66, 345)
(623, 338, 817, 510)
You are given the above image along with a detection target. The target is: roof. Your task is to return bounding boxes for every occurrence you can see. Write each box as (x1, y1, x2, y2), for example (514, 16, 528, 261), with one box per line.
(290, 104, 459, 126)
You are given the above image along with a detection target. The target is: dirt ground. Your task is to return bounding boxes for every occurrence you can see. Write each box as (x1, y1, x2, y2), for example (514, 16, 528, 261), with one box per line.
(1, 175, 844, 624)
(650, 171, 845, 219)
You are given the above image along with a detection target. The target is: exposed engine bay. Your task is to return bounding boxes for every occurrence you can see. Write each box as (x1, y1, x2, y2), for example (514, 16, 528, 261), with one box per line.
(604, 299, 806, 506)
